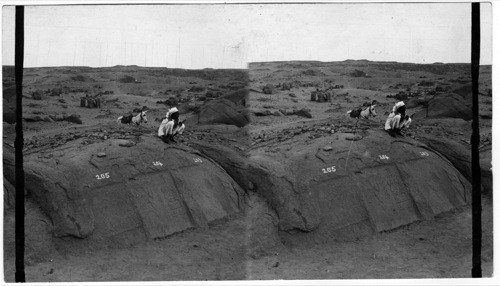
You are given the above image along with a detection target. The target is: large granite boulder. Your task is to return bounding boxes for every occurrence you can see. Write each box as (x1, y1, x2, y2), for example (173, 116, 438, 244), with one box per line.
(186, 89, 250, 127)
(426, 92, 472, 120)
(194, 129, 471, 241)
(3, 135, 244, 241)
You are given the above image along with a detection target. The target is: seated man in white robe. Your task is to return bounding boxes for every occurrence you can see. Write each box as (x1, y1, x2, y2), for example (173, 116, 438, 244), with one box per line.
(385, 101, 412, 136)
(158, 107, 185, 143)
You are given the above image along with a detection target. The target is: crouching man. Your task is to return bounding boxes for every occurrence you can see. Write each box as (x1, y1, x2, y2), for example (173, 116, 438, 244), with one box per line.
(158, 107, 185, 143)
(384, 101, 413, 137)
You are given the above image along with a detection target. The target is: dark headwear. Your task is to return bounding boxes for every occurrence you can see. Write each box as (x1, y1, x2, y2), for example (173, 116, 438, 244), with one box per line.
(169, 111, 179, 129)
(170, 111, 179, 120)
(396, 105, 406, 118)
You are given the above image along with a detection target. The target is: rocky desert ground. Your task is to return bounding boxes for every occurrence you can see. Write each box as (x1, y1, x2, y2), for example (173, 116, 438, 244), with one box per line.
(2, 60, 493, 282)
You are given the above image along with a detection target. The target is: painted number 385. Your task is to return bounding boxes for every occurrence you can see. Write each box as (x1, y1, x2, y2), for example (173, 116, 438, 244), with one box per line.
(322, 166, 336, 174)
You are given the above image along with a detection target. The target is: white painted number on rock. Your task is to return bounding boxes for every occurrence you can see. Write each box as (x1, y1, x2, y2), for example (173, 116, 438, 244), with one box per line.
(379, 155, 390, 160)
(322, 166, 336, 174)
(153, 161, 163, 166)
(96, 172, 110, 180)
(420, 151, 429, 157)
(194, 158, 203, 163)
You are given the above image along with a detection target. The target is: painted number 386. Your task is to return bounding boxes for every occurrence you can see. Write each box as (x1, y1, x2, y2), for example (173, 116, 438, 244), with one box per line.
(322, 166, 336, 174)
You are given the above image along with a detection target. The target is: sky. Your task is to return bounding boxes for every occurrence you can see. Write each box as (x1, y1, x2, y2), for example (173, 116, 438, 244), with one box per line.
(1, 2, 494, 69)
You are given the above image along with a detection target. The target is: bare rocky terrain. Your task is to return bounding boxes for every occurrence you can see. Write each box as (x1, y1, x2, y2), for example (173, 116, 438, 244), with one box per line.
(2, 60, 493, 282)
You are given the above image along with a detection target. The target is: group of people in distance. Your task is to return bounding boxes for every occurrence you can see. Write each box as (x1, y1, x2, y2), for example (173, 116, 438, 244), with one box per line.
(157, 107, 185, 144)
(384, 101, 413, 137)
(156, 100, 412, 144)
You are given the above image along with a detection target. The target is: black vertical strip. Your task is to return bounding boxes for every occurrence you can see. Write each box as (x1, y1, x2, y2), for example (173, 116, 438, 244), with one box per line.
(471, 2, 482, 278)
(14, 5, 26, 283)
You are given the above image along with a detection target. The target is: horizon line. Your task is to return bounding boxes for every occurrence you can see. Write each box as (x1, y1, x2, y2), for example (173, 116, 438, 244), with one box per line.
(2, 59, 492, 70)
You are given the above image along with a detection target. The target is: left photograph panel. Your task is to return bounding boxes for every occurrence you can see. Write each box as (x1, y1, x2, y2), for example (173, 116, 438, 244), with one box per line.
(2, 4, 252, 282)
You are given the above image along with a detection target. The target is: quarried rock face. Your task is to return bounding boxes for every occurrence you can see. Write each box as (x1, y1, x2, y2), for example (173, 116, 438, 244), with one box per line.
(2, 127, 474, 244)
(418, 135, 492, 195)
(3, 136, 244, 240)
(283, 130, 470, 239)
(194, 130, 471, 240)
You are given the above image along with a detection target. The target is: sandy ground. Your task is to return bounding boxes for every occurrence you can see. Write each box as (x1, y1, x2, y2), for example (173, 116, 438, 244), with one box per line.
(2, 192, 493, 282)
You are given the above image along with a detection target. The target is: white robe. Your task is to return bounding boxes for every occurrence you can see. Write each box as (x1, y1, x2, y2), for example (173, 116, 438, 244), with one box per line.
(385, 113, 412, 131)
(385, 112, 401, 130)
(158, 119, 185, 136)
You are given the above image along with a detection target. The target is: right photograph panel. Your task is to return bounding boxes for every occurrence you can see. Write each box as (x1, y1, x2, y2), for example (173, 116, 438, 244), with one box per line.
(245, 2, 493, 279)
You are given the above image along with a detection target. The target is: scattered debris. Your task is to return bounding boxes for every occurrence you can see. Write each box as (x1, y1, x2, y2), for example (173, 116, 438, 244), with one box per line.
(262, 84, 274, 94)
(294, 108, 312, 118)
(80, 96, 102, 108)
